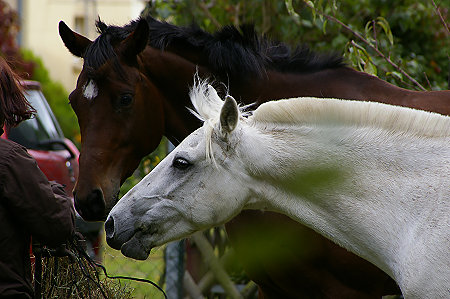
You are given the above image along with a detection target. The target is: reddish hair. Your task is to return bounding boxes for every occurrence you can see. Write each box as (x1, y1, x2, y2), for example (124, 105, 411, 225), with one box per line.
(0, 57, 35, 127)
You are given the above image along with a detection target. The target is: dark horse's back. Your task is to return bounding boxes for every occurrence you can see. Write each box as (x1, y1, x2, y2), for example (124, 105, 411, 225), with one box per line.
(226, 211, 400, 298)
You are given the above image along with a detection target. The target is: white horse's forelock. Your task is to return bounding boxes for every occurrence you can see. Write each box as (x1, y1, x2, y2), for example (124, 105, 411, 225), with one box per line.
(189, 76, 225, 122)
(189, 76, 251, 164)
(189, 77, 223, 165)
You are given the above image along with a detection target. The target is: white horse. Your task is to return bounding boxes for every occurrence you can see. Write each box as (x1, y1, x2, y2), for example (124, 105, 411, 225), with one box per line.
(106, 80, 450, 298)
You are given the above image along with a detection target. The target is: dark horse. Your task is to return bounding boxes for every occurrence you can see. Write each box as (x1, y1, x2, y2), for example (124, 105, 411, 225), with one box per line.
(59, 16, 449, 298)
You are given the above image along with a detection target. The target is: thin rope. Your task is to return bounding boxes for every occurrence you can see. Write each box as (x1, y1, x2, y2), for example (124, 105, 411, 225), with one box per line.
(69, 237, 168, 299)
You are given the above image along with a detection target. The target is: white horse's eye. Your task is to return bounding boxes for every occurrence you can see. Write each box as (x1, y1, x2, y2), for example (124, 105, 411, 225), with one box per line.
(173, 157, 191, 170)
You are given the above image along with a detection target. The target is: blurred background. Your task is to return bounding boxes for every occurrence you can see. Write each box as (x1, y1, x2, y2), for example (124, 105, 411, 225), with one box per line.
(1, 0, 448, 298)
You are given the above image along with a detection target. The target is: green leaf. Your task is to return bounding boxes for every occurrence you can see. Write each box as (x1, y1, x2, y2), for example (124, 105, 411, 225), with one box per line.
(386, 71, 403, 81)
(305, 0, 317, 22)
(364, 60, 377, 76)
(331, 0, 338, 11)
(364, 20, 375, 46)
(317, 0, 324, 22)
(301, 19, 313, 28)
(285, 0, 301, 25)
(305, 0, 315, 9)
(376, 16, 394, 45)
(364, 20, 373, 39)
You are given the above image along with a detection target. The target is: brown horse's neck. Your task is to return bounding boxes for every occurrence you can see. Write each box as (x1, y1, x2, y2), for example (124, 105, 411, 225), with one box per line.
(141, 48, 450, 146)
(230, 67, 450, 115)
(140, 48, 204, 144)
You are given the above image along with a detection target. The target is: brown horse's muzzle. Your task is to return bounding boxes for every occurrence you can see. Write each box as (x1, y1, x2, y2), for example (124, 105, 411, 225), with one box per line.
(74, 188, 106, 221)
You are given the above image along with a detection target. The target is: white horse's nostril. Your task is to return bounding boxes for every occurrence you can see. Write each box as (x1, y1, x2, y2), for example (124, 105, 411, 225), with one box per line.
(105, 216, 115, 240)
(105, 215, 126, 250)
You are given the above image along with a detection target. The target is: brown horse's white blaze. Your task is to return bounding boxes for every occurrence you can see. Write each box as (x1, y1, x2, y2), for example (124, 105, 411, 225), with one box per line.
(82, 80, 98, 100)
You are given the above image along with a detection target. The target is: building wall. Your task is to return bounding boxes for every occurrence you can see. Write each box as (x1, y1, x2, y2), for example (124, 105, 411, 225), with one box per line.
(8, 0, 146, 91)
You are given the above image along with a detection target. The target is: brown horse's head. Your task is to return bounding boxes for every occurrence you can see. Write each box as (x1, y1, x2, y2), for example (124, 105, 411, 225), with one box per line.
(59, 20, 165, 221)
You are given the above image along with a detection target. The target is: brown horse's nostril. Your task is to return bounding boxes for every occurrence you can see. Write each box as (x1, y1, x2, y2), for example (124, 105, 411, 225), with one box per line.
(87, 188, 105, 215)
(74, 189, 106, 221)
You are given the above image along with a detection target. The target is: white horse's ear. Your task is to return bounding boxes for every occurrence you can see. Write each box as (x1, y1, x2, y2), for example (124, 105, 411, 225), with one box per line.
(220, 95, 239, 138)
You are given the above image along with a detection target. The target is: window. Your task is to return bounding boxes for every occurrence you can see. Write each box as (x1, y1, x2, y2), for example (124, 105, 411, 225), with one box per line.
(8, 89, 65, 150)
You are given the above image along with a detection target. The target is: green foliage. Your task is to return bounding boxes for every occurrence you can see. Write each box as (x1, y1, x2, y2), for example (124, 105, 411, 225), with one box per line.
(278, 165, 346, 200)
(21, 49, 79, 144)
(0, 0, 35, 79)
(300, 0, 449, 90)
(143, 0, 449, 90)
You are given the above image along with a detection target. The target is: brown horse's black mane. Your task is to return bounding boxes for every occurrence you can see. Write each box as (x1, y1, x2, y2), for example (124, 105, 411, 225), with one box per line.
(85, 15, 346, 79)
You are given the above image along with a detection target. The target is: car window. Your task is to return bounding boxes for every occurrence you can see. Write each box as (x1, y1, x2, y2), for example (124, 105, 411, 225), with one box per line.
(8, 89, 65, 150)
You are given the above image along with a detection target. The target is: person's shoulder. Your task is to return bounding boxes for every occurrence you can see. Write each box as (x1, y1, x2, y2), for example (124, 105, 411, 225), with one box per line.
(0, 138, 27, 154)
(0, 138, 30, 165)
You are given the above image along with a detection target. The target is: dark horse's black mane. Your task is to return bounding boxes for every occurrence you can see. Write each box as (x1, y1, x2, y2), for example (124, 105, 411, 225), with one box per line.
(84, 15, 346, 79)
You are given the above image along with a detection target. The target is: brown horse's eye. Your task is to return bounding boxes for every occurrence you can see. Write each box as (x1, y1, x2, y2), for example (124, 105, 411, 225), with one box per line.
(119, 94, 133, 107)
(173, 157, 191, 170)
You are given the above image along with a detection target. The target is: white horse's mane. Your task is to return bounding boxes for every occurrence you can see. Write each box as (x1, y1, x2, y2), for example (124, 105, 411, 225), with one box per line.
(253, 98, 450, 138)
(190, 78, 449, 136)
(189, 79, 450, 163)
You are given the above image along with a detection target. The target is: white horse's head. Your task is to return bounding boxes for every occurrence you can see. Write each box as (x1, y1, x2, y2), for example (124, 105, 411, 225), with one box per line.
(105, 81, 252, 260)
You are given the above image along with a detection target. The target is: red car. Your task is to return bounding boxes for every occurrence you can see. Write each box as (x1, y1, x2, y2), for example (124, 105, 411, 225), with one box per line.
(1, 81, 102, 260)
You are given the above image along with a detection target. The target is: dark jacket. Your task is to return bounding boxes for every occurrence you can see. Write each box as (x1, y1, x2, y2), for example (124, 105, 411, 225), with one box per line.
(0, 138, 75, 298)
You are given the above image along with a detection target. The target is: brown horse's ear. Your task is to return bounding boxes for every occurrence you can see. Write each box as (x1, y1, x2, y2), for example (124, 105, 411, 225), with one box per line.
(121, 19, 149, 60)
(59, 21, 92, 58)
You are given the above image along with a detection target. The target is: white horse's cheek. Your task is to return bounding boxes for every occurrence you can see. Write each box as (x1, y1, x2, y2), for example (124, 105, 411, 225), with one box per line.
(200, 181, 247, 225)
(110, 197, 131, 223)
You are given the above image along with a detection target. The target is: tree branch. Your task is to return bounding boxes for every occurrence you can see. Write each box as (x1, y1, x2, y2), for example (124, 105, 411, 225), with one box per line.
(191, 232, 243, 299)
(431, 0, 450, 35)
(197, 0, 221, 29)
(302, 1, 427, 90)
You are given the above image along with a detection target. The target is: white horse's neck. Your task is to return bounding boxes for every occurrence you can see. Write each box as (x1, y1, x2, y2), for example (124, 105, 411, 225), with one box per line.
(238, 122, 449, 297)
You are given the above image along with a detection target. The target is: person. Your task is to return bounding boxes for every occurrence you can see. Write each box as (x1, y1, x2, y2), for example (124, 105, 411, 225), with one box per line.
(0, 57, 75, 298)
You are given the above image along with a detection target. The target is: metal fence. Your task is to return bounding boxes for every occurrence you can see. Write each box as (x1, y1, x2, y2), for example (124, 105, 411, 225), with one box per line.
(97, 229, 257, 299)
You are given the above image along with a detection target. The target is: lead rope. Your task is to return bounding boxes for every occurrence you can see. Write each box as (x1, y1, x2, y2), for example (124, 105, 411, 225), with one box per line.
(68, 236, 168, 299)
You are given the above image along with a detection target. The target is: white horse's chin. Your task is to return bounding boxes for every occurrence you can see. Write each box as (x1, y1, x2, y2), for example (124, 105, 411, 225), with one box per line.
(120, 234, 151, 260)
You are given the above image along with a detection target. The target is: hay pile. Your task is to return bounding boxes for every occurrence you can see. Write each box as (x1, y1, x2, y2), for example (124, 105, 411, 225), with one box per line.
(33, 244, 134, 299)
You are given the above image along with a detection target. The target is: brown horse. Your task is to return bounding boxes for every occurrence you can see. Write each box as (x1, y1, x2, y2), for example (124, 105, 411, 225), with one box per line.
(59, 16, 449, 298)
